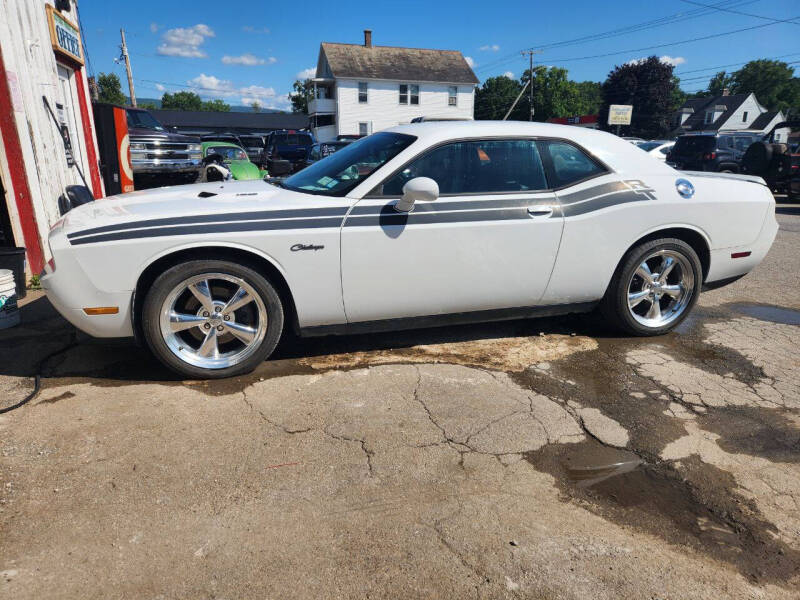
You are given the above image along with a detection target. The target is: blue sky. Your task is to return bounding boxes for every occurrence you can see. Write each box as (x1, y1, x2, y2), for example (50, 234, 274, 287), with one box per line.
(78, 0, 799, 110)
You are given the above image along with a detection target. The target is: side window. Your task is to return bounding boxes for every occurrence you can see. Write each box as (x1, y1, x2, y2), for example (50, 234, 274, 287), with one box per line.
(358, 82, 368, 103)
(541, 141, 606, 188)
(734, 136, 752, 152)
(380, 140, 548, 196)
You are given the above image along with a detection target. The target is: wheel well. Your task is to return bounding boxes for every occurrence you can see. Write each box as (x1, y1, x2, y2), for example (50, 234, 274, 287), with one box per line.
(625, 228, 710, 282)
(132, 247, 299, 344)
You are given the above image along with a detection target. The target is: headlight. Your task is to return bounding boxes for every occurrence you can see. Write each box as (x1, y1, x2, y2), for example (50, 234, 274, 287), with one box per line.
(187, 144, 202, 152)
(129, 142, 146, 151)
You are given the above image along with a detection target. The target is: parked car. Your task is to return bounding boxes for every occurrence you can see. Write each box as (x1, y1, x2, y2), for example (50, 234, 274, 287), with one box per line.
(264, 130, 315, 172)
(201, 141, 268, 181)
(337, 134, 363, 141)
(126, 108, 202, 187)
(667, 131, 762, 172)
(635, 140, 674, 162)
(239, 134, 267, 166)
(299, 141, 352, 169)
(42, 121, 777, 378)
(741, 120, 799, 201)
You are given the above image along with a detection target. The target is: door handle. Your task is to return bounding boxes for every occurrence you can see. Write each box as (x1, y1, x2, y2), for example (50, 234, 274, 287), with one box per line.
(527, 205, 555, 217)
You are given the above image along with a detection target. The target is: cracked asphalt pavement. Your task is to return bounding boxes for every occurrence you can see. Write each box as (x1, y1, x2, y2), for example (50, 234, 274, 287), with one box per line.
(1, 204, 799, 598)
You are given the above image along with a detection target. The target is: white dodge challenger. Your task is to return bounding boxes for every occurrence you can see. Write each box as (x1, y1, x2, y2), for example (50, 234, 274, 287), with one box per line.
(42, 122, 778, 378)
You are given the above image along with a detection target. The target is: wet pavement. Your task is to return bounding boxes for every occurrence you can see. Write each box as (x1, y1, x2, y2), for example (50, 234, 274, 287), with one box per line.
(1, 206, 799, 599)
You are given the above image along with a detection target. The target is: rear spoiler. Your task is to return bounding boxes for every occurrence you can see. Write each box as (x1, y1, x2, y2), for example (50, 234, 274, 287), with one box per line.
(680, 170, 767, 186)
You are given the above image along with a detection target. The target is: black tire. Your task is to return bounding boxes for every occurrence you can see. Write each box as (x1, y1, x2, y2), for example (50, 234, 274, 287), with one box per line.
(601, 238, 702, 336)
(741, 142, 772, 175)
(141, 260, 284, 379)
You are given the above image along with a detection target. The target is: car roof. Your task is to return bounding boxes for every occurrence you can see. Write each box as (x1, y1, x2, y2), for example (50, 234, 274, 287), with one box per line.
(202, 141, 243, 148)
(382, 121, 675, 176)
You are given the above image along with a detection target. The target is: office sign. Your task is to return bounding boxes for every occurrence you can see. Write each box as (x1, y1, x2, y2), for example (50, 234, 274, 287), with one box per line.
(608, 104, 633, 126)
(46, 5, 84, 65)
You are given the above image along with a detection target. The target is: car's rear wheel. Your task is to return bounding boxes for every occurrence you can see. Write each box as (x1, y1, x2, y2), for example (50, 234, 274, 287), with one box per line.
(142, 260, 284, 378)
(601, 238, 702, 336)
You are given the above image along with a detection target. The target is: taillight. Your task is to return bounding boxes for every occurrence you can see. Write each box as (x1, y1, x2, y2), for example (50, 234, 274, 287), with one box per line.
(703, 152, 716, 160)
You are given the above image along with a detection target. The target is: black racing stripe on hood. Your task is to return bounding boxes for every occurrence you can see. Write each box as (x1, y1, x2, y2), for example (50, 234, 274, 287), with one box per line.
(70, 216, 345, 246)
(557, 181, 629, 205)
(67, 206, 350, 240)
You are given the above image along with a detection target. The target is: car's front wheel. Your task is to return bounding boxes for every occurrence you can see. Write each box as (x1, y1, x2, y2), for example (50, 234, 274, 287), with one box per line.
(601, 238, 702, 336)
(141, 260, 284, 379)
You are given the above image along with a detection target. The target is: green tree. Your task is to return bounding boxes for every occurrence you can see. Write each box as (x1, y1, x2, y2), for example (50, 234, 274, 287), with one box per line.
(474, 74, 523, 120)
(289, 79, 312, 113)
(161, 91, 203, 111)
(138, 102, 158, 110)
(201, 98, 231, 112)
(251, 101, 262, 112)
(598, 56, 680, 138)
(729, 59, 800, 114)
(97, 72, 126, 105)
(707, 71, 733, 97)
(574, 81, 603, 115)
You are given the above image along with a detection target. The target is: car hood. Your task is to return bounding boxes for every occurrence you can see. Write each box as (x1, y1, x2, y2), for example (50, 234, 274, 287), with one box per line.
(58, 180, 336, 237)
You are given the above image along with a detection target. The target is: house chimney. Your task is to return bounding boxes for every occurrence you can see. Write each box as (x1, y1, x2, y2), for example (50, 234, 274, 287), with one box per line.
(722, 87, 730, 96)
(364, 29, 372, 48)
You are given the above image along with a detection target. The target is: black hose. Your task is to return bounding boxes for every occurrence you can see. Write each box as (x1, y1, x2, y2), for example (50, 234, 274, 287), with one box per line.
(0, 332, 78, 414)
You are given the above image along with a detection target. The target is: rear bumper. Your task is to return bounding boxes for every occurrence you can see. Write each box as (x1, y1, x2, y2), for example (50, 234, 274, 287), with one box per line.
(132, 159, 202, 174)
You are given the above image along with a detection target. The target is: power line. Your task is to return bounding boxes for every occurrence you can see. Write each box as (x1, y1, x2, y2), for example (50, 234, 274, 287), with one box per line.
(674, 52, 800, 75)
(679, 0, 800, 25)
(476, 0, 756, 72)
(544, 18, 798, 64)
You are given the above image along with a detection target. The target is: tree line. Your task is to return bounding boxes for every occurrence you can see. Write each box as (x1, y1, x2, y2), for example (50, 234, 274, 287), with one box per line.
(474, 57, 798, 138)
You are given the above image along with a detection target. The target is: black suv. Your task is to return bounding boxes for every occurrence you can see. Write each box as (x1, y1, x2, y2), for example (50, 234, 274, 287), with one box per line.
(667, 132, 763, 172)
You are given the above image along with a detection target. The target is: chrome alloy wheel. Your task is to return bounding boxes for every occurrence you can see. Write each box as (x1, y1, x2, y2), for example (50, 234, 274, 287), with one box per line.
(159, 273, 268, 370)
(626, 250, 695, 328)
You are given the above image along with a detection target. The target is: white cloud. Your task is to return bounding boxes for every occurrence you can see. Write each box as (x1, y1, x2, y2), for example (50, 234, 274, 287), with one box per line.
(479, 44, 500, 52)
(464, 56, 475, 68)
(242, 26, 270, 34)
(155, 83, 166, 92)
(221, 53, 271, 66)
(157, 24, 215, 58)
(626, 55, 686, 67)
(659, 55, 686, 66)
(503, 71, 514, 79)
(297, 67, 316, 79)
(149, 23, 159, 34)
(187, 73, 285, 107)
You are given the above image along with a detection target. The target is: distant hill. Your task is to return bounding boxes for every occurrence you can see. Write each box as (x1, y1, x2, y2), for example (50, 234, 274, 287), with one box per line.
(130, 97, 283, 113)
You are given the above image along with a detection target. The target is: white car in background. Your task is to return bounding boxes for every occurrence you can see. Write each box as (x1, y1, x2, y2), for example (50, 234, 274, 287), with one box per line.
(42, 122, 778, 378)
(635, 140, 675, 161)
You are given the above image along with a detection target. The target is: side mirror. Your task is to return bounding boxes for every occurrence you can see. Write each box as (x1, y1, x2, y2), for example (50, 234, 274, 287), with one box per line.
(396, 177, 439, 212)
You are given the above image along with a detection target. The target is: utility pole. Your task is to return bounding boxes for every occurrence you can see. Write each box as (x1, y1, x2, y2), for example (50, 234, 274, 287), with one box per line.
(521, 49, 542, 121)
(120, 29, 136, 107)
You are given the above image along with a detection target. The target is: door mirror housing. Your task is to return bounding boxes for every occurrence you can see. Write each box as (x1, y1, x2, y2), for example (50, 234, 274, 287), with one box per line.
(396, 177, 439, 212)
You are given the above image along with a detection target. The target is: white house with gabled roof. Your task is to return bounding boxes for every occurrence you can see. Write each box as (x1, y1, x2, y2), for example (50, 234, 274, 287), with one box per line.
(307, 30, 478, 142)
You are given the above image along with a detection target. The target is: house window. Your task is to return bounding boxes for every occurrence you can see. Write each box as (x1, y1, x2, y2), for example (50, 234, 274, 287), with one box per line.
(448, 86, 458, 106)
(410, 84, 419, 105)
(742, 111, 748, 122)
(399, 84, 408, 105)
(358, 122, 371, 136)
(358, 82, 368, 104)
(704, 111, 714, 125)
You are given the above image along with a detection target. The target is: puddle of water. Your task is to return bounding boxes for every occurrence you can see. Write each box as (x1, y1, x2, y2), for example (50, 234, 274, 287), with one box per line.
(730, 303, 800, 326)
(524, 439, 800, 585)
(561, 444, 642, 488)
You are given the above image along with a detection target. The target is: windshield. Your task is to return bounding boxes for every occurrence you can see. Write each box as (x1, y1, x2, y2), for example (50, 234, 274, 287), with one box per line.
(272, 133, 313, 146)
(240, 136, 264, 148)
(126, 110, 164, 131)
(282, 132, 416, 196)
(207, 146, 247, 161)
(637, 142, 662, 152)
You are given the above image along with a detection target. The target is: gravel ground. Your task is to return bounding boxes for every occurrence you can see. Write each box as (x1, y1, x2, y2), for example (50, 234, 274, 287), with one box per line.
(1, 204, 798, 599)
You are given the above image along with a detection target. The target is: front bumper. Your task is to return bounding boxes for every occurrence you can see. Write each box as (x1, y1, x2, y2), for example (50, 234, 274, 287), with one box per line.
(40, 255, 134, 338)
(131, 158, 202, 174)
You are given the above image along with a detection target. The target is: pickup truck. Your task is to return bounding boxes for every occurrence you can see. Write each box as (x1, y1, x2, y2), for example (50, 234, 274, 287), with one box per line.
(126, 108, 202, 187)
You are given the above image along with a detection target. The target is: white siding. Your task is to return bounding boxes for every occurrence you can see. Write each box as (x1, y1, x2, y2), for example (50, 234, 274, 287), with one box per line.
(719, 94, 762, 131)
(335, 79, 474, 136)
